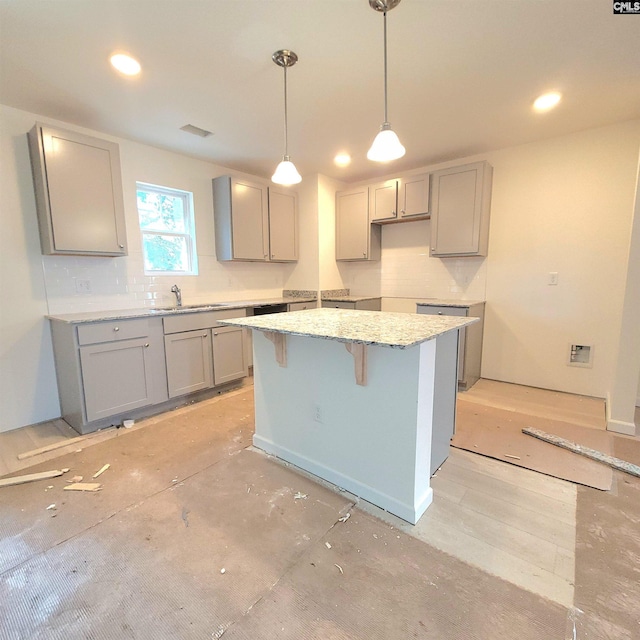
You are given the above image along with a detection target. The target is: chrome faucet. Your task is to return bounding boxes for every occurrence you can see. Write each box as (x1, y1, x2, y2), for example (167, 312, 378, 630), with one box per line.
(170, 284, 182, 307)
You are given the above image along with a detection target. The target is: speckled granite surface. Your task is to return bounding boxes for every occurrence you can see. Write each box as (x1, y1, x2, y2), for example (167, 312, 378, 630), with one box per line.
(47, 297, 316, 324)
(321, 295, 381, 303)
(218, 308, 478, 349)
(416, 299, 485, 307)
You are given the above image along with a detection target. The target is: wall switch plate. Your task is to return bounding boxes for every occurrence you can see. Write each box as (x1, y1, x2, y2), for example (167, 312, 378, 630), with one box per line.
(548, 272, 559, 286)
(75, 279, 92, 294)
(313, 404, 323, 424)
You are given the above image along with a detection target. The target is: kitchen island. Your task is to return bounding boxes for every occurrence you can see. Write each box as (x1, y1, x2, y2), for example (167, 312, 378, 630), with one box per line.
(219, 308, 478, 524)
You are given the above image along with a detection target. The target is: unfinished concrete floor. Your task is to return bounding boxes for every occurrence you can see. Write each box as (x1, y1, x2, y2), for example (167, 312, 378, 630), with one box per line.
(1, 381, 639, 638)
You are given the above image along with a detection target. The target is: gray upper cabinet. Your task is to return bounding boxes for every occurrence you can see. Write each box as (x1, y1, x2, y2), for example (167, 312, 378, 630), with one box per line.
(27, 123, 127, 256)
(335, 186, 381, 261)
(212, 176, 298, 262)
(369, 179, 399, 222)
(430, 161, 492, 257)
(268, 186, 298, 262)
(213, 176, 269, 261)
(398, 173, 430, 219)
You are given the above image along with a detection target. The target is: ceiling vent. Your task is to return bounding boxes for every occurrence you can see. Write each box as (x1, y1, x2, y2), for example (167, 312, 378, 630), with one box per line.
(180, 124, 213, 138)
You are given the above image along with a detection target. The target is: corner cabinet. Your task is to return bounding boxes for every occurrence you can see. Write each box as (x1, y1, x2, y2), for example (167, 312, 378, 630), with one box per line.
(27, 123, 127, 256)
(430, 161, 492, 257)
(212, 176, 297, 262)
(335, 186, 381, 261)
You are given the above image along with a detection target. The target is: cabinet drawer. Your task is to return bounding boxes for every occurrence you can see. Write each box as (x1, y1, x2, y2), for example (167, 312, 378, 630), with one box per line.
(163, 308, 246, 334)
(321, 301, 356, 309)
(77, 318, 151, 345)
(288, 302, 314, 311)
(417, 305, 468, 317)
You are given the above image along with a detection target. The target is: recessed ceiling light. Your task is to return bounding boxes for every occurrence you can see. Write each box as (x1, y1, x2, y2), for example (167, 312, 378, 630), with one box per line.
(110, 53, 141, 76)
(533, 92, 561, 112)
(334, 153, 351, 167)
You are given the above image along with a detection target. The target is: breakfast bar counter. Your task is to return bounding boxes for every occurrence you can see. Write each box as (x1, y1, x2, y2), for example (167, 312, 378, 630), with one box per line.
(219, 308, 478, 524)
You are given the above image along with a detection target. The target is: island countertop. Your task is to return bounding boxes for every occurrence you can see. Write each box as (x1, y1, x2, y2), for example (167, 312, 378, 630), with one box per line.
(218, 308, 478, 349)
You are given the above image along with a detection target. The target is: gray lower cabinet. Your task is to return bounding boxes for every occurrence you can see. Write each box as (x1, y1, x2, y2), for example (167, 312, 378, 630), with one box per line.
(416, 302, 485, 390)
(212, 326, 247, 385)
(164, 330, 213, 398)
(321, 298, 381, 311)
(50, 317, 168, 434)
(163, 308, 247, 397)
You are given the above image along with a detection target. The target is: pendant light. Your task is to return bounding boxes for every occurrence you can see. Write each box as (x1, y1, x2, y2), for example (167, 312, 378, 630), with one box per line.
(271, 49, 302, 185)
(367, 0, 406, 162)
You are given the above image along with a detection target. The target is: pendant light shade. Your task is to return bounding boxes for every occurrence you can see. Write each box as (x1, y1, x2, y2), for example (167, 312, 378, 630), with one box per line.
(271, 50, 301, 185)
(367, 123, 406, 162)
(272, 157, 301, 185)
(367, 0, 405, 163)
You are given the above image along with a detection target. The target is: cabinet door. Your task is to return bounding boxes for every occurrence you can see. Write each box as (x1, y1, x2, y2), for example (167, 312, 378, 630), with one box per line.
(28, 123, 127, 256)
(213, 176, 268, 261)
(212, 326, 247, 385)
(430, 161, 492, 257)
(164, 330, 213, 398)
(268, 187, 298, 261)
(80, 338, 155, 422)
(336, 187, 380, 260)
(232, 178, 269, 260)
(399, 174, 430, 218)
(369, 180, 398, 222)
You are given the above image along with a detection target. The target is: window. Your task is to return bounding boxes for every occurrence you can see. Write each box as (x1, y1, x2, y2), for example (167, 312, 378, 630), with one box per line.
(136, 183, 198, 275)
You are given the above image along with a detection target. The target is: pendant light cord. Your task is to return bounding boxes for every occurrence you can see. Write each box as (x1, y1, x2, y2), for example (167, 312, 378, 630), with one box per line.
(283, 64, 289, 157)
(383, 10, 388, 124)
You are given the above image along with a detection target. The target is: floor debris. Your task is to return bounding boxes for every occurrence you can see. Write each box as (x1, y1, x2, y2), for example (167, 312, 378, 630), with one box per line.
(92, 464, 110, 478)
(68, 475, 83, 483)
(325, 542, 332, 549)
(0, 469, 64, 488)
(334, 563, 344, 574)
(504, 454, 521, 460)
(46, 504, 56, 510)
(220, 568, 226, 574)
(293, 492, 308, 500)
(64, 482, 102, 492)
(338, 513, 351, 523)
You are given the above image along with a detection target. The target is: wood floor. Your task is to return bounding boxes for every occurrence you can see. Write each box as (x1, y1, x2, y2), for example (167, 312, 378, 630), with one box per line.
(1, 379, 638, 609)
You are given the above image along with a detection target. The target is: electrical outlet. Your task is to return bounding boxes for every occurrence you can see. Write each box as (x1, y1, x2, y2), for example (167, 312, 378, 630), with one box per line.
(75, 279, 92, 294)
(313, 404, 323, 424)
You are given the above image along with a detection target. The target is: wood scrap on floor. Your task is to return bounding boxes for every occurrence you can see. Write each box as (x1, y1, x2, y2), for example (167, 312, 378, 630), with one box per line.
(16, 431, 106, 460)
(92, 463, 110, 478)
(0, 469, 64, 488)
(64, 482, 102, 492)
(522, 427, 640, 478)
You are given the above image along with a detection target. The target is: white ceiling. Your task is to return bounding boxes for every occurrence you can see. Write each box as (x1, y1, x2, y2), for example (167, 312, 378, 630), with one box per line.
(1, 0, 639, 183)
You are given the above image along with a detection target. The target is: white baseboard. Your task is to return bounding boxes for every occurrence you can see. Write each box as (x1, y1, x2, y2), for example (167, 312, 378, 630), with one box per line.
(253, 434, 432, 525)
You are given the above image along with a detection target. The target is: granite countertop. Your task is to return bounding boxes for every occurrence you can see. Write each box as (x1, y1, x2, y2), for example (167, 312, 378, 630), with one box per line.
(416, 298, 485, 307)
(321, 295, 381, 303)
(47, 297, 316, 324)
(217, 308, 478, 349)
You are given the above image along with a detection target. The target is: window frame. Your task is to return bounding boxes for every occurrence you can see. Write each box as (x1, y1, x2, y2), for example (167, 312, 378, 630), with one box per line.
(136, 182, 198, 276)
